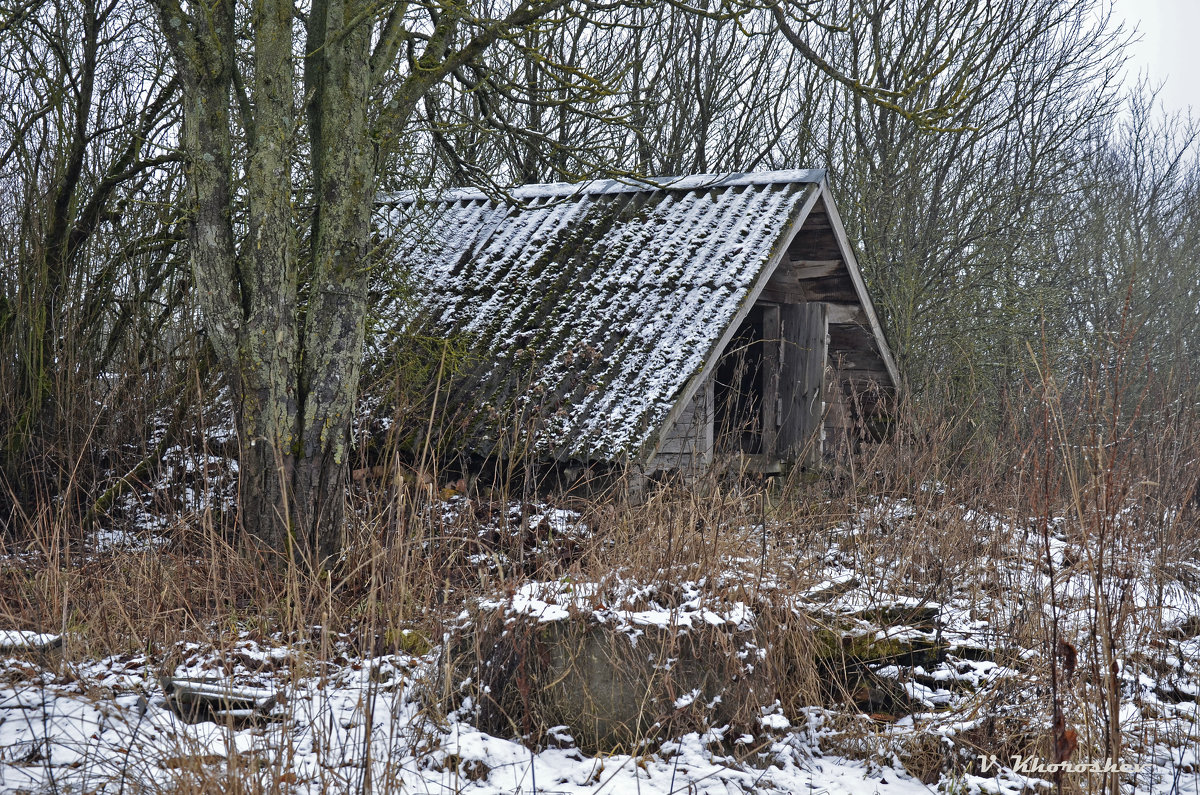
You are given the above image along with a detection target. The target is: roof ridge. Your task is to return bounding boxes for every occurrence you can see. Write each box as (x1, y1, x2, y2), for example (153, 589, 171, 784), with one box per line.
(380, 169, 827, 206)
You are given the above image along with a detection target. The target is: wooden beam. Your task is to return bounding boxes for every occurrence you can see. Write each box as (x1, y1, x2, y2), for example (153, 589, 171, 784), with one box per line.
(761, 303, 780, 458)
(841, 370, 893, 384)
(758, 283, 808, 304)
(828, 349, 886, 371)
(789, 259, 842, 279)
(740, 453, 783, 474)
(828, 322, 877, 350)
(760, 275, 858, 305)
(779, 302, 828, 468)
(800, 204, 831, 230)
(797, 277, 858, 303)
(823, 302, 867, 325)
(787, 231, 843, 261)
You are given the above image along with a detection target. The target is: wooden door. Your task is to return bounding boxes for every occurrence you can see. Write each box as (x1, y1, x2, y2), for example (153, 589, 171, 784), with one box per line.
(779, 302, 828, 467)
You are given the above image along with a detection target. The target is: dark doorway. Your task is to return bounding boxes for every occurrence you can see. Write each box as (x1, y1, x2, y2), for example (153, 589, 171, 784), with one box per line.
(714, 306, 767, 454)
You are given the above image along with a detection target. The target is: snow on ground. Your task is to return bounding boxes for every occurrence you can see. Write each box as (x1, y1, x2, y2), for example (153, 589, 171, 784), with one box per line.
(3, 496, 1200, 793)
(0, 637, 927, 794)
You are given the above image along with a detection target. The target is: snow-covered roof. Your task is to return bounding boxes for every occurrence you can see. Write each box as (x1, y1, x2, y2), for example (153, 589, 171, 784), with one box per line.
(383, 169, 827, 204)
(378, 171, 830, 463)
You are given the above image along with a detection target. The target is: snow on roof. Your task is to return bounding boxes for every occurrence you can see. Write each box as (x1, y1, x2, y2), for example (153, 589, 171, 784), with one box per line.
(379, 171, 823, 463)
(382, 169, 826, 205)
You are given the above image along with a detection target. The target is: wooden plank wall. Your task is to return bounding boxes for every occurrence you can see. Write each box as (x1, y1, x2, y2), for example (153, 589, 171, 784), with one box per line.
(650, 376, 714, 472)
(823, 363, 852, 459)
(759, 196, 892, 392)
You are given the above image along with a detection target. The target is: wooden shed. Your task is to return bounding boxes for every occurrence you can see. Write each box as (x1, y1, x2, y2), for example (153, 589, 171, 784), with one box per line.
(380, 170, 898, 476)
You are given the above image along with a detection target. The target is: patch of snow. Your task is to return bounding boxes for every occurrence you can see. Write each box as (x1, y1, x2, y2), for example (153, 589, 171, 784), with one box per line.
(0, 631, 60, 651)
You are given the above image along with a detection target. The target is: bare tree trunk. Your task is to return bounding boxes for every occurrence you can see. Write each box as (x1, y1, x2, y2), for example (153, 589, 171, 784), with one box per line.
(150, 0, 709, 564)
(293, 0, 373, 561)
(158, 0, 302, 556)
(236, 0, 299, 553)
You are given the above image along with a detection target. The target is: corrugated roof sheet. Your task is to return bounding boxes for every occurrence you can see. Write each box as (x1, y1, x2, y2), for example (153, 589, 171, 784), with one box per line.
(380, 171, 824, 462)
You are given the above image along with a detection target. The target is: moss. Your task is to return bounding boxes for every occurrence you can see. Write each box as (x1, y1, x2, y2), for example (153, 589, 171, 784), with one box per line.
(812, 627, 845, 658)
(812, 626, 943, 667)
(845, 634, 925, 663)
(855, 605, 940, 628)
(385, 627, 432, 656)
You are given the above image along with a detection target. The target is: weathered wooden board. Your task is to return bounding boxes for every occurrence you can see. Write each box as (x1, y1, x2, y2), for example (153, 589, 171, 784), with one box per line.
(827, 322, 878, 352)
(828, 348, 888, 371)
(761, 303, 780, 459)
(822, 303, 868, 325)
(651, 375, 714, 470)
(787, 229, 843, 261)
(758, 277, 859, 305)
(779, 302, 828, 468)
(160, 677, 283, 725)
(823, 365, 851, 458)
(790, 259, 842, 279)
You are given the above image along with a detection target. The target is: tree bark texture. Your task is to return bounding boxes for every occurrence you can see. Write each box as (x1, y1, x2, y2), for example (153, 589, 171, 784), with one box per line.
(239, 0, 299, 553)
(297, 0, 374, 562)
(156, 0, 308, 558)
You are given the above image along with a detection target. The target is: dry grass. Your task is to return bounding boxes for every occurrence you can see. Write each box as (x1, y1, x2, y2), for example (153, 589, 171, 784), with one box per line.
(0, 346, 1197, 793)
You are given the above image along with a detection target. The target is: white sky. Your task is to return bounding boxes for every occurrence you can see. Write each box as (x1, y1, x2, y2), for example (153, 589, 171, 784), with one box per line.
(1112, 0, 1199, 117)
